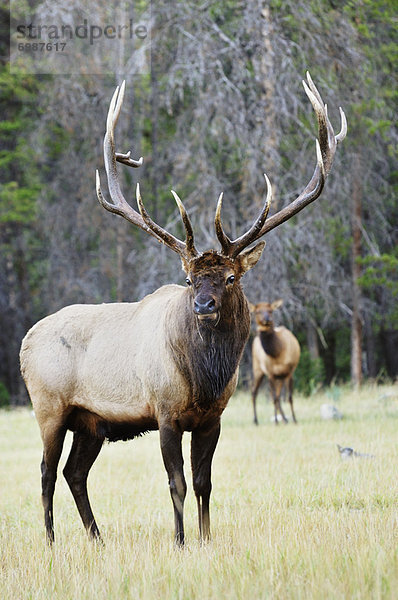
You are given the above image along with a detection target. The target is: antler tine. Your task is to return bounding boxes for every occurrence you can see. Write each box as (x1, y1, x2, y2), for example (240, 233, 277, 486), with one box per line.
(106, 81, 144, 169)
(97, 83, 196, 260)
(115, 151, 143, 168)
(307, 73, 347, 147)
(336, 107, 347, 143)
(304, 71, 323, 107)
(170, 190, 198, 258)
(215, 193, 233, 255)
(135, 184, 197, 258)
(230, 173, 272, 258)
(216, 175, 272, 258)
(303, 75, 335, 171)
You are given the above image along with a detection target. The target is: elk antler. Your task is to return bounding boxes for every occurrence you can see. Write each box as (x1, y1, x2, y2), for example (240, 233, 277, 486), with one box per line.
(215, 174, 272, 257)
(96, 82, 198, 261)
(216, 72, 347, 258)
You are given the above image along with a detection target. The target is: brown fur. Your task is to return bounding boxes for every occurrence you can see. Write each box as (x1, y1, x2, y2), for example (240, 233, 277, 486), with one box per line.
(249, 300, 301, 425)
(65, 408, 158, 442)
(169, 254, 250, 411)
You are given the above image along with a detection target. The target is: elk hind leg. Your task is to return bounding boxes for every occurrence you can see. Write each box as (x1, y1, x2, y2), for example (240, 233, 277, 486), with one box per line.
(251, 373, 264, 425)
(191, 421, 221, 542)
(40, 419, 67, 543)
(288, 376, 297, 423)
(159, 423, 186, 546)
(63, 431, 104, 540)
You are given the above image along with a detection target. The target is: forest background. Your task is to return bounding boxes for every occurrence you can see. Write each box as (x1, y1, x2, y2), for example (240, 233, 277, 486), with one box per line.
(0, 1, 396, 405)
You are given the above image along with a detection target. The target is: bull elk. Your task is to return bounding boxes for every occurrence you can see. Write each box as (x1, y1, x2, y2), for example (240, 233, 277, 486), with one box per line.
(20, 73, 346, 546)
(250, 300, 300, 425)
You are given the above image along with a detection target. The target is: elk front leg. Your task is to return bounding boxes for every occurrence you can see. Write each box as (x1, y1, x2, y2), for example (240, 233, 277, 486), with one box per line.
(251, 373, 264, 425)
(159, 423, 186, 546)
(191, 421, 221, 542)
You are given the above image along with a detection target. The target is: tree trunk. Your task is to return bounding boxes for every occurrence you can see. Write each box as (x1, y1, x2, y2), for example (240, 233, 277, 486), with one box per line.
(350, 155, 363, 387)
(379, 328, 398, 379)
(364, 313, 377, 378)
(150, 12, 160, 223)
(260, 4, 278, 203)
(306, 322, 320, 360)
(321, 330, 336, 385)
(3, 228, 30, 404)
(241, 4, 277, 210)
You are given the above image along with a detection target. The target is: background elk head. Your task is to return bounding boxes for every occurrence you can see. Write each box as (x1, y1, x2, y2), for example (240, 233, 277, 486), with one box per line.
(250, 299, 284, 332)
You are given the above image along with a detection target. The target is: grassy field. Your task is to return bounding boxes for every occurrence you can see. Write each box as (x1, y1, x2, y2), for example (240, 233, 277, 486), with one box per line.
(1, 383, 397, 599)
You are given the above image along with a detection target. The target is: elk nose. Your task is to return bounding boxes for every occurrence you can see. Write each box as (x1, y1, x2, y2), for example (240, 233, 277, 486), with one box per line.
(194, 296, 216, 315)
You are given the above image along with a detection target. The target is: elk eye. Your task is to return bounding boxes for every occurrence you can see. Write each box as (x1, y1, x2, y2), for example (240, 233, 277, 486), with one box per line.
(186, 278, 192, 286)
(226, 275, 235, 285)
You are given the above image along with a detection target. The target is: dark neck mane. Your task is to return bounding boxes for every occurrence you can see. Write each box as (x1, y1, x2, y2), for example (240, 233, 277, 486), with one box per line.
(259, 329, 283, 358)
(169, 288, 250, 411)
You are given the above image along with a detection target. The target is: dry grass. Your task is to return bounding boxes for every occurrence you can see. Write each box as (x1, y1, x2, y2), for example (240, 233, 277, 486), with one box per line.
(1, 383, 398, 599)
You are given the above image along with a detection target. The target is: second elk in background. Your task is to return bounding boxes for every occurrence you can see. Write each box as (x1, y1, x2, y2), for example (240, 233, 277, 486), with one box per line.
(250, 300, 300, 425)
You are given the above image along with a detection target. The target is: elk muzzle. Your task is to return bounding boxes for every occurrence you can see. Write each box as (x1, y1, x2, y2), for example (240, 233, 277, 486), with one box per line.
(256, 311, 272, 329)
(193, 293, 218, 321)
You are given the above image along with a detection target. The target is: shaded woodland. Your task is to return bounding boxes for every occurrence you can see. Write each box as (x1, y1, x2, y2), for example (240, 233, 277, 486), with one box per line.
(1, 1, 396, 404)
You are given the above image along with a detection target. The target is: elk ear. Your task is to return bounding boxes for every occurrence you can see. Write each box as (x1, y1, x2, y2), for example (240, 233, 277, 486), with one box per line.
(237, 241, 266, 275)
(272, 299, 283, 310)
(247, 301, 256, 313)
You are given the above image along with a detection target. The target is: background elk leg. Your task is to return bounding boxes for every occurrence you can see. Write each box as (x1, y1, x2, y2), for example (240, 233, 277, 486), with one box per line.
(63, 431, 104, 540)
(270, 378, 288, 424)
(159, 423, 186, 546)
(251, 373, 264, 425)
(191, 421, 221, 542)
(287, 376, 297, 423)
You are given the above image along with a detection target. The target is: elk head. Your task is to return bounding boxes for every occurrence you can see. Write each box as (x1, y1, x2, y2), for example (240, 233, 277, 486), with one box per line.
(249, 299, 283, 332)
(96, 74, 347, 320)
